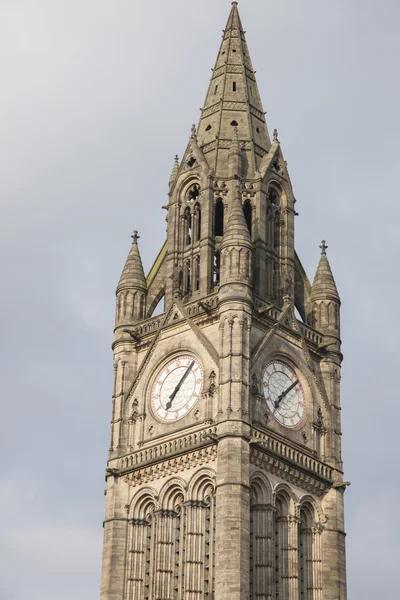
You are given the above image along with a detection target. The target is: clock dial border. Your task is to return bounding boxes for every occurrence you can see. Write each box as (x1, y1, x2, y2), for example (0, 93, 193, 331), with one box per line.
(262, 359, 306, 430)
(150, 354, 204, 423)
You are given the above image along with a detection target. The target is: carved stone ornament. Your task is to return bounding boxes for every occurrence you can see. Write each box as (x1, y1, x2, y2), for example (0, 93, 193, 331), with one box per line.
(124, 446, 217, 488)
(251, 372, 259, 395)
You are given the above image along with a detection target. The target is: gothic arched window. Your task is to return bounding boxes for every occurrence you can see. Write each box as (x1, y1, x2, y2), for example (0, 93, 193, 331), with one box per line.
(195, 255, 200, 291)
(184, 207, 192, 246)
(185, 260, 191, 295)
(243, 200, 252, 236)
(299, 504, 322, 599)
(215, 198, 224, 237)
(194, 203, 201, 242)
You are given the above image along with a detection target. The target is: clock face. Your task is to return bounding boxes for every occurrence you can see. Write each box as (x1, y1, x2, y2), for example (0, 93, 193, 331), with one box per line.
(151, 355, 203, 423)
(263, 360, 305, 429)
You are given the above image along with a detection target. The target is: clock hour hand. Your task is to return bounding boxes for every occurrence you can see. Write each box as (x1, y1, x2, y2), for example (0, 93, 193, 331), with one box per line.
(274, 379, 299, 409)
(165, 361, 195, 410)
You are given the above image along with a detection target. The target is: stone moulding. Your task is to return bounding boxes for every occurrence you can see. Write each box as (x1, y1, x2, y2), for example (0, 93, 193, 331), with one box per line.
(124, 446, 217, 488)
(120, 426, 218, 472)
(250, 432, 333, 497)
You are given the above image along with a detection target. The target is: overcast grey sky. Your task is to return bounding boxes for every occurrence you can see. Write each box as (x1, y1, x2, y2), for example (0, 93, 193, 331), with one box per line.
(1, 1, 400, 598)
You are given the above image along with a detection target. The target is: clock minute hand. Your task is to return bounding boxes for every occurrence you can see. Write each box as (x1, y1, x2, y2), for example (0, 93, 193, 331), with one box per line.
(274, 379, 299, 409)
(165, 361, 195, 410)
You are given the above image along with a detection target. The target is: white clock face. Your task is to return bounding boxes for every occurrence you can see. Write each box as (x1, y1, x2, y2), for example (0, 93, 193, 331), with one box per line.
(151, 355, 203, 423)
(263, 361, 305, 429)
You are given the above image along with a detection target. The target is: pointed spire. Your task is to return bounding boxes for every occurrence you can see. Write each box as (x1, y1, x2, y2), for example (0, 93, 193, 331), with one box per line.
(117, 231, 147, 294)
(196, 2, 271, 177)
(221, 182, 252, 251)
(169, 155, 179, 188)
(312, 241, 340, 302)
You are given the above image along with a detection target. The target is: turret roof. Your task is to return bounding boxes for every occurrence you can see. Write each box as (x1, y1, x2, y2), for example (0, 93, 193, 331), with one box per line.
(312, 241, 340, 302)
(117, 231, 147, 293)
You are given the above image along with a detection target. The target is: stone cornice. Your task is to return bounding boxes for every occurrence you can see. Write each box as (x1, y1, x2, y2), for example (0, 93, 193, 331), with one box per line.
(250, 428, 333, 497)
(123, 445, 217, 489)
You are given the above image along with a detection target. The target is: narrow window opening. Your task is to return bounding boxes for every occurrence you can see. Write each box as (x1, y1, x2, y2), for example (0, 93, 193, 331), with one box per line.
(213, 252, 221, 287)
(185, 262, 191, 295)
(214, 199, 224, 237)
(195, 257, 200, 291)
(243, 200, 252, 236)
(233, 82, 237, 92)
(230, 120, 238, 127)
(194, 204, 201, 242)
(232, 49, 237, 53)
(206, 124, 212, 131)
(184, 208, 192, 246)
(256, 127, 260, 134)
(250, 87, 253, 96)
(214, 85, 218, 95)
(187, 156, 196, 168)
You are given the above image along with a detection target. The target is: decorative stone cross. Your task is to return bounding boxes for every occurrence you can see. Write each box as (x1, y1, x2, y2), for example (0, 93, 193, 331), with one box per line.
(320, 240, 328, 255)
(132, 230, 140, 244)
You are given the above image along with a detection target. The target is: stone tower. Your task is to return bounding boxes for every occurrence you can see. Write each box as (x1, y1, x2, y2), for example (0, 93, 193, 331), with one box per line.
(100, 3, 348, 599)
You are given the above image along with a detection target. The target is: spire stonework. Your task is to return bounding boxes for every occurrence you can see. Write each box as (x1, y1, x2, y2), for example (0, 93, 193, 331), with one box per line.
(196, 1, 271, 178)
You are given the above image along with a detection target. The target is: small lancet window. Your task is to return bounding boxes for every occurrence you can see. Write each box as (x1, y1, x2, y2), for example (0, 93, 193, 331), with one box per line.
(233, 82, 237, 92)
(184, 207, 192, 246)
(243, 200, 252, 236)
(194, 203, 201, 242)
(214, 85, 218, 95)
(214, 198, 224, 237)
(213, 252, 221, 287)
(185, 261, 191, 295)
(195, 256, 200, 291)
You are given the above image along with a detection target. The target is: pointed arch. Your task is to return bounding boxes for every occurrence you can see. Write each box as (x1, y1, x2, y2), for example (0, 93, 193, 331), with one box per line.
(250, 471, 273, 506)
(188, 467, 216, 501)
(159, 477, 186, 510)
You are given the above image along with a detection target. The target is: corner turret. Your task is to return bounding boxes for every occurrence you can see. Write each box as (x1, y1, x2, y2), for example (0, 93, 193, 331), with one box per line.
(115, 231, 147, 326)
(219, 181, 252, 303)
(311, 240, 340, 338)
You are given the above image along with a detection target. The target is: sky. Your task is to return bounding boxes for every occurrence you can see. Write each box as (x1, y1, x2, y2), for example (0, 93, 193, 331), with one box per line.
(1, 0, 400, 598)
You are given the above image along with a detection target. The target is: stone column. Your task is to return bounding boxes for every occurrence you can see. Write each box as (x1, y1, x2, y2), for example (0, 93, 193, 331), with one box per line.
(215, 435, 250, 600)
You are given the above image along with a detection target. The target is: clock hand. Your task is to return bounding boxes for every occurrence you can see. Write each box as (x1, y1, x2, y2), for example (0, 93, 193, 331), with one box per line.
(165, 361, 195, 410)
(274, 379, 299, 409)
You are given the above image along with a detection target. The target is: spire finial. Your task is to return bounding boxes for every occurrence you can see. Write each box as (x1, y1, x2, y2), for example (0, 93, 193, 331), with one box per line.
(174, 154, 179, 163)
(131, 231, 140, 245)
(231, 1, 238, 5)
(320, 240, 328, 255)
(273, 128, 279, 142)
(191, 124, 197, 138)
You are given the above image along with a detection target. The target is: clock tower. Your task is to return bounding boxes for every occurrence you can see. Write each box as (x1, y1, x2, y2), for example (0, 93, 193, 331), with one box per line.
(100, 3, 348, 599)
